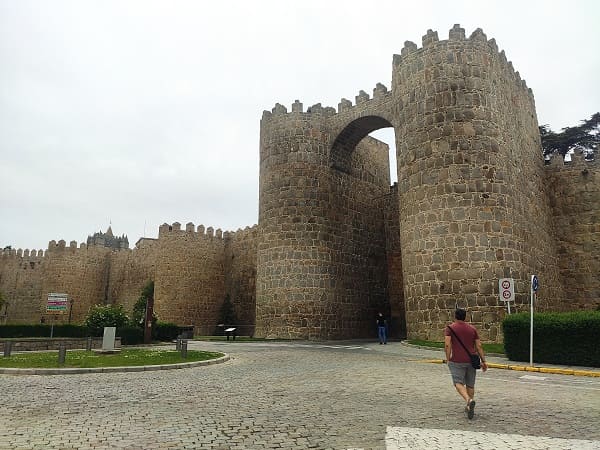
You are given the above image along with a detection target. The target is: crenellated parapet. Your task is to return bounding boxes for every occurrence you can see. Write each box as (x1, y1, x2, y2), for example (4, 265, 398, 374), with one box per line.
(46, 239, 89, 253)
(158, 222, 225, 240)
(261, 81, 392, 124)
(545, 151, 598, 169)
(392, 24, 533, 99)
(224, 224, 259, 242)
(1, 247, 46, 259)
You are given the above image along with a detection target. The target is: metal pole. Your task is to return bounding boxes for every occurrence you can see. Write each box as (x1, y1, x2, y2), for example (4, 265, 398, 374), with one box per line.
(530, 275, 534, 367)
(58, 344, 66, 365)
(68, 298, 74, 324)
(181, 340, 188, 359)
(3, 341, 12, 357)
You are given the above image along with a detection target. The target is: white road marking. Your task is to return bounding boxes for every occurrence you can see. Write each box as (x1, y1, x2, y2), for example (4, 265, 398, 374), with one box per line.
(519, 374, 547, 381)
(385, 427, 600, 449)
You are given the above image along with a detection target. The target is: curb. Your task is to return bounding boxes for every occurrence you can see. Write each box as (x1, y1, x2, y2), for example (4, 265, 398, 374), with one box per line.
(420, 359, 600, 378)
(0, 354, 230, 376)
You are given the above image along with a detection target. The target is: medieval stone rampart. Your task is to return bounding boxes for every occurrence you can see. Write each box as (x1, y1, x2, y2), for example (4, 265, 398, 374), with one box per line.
(153, 223, 226, 335)
(1, 25, 598, 342)
(545, 153, 600, 310)
(224, 226, 258, 334)
(256, 25, 568, 341)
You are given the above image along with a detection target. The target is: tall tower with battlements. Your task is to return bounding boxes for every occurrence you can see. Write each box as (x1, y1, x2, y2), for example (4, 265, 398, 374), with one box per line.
(256, 25, 565, 341)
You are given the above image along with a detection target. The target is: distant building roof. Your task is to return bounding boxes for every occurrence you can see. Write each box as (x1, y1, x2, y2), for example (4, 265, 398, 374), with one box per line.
(87, 227, 129, 250)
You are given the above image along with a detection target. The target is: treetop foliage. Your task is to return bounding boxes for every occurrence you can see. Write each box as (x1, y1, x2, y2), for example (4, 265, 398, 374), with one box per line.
(130, 280, 156, 328)
(540, 112, 599, 159)
(84, 304, 129, 336)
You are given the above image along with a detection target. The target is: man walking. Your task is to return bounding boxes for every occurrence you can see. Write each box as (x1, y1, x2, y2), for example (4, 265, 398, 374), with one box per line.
(444, 308, 487, 419)
(376, 312, 387, 344)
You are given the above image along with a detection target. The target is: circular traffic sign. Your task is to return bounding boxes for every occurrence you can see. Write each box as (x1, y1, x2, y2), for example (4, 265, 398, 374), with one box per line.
(532, 275, 539, 292)
(502, 290, 512, 299)
(502, 280, 511, 289)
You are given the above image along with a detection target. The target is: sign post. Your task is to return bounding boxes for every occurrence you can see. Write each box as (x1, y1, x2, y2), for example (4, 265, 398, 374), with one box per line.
(530, 275, 539, 367)
(498, 278, 515, 313)
(47, 293, 68, 338)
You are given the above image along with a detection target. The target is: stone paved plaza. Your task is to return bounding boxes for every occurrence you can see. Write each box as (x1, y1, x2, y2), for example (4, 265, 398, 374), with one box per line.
(1, 341, 599, 449)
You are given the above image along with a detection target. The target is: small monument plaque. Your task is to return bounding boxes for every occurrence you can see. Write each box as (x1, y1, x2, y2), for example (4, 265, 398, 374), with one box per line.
(93, 326, 120, 354)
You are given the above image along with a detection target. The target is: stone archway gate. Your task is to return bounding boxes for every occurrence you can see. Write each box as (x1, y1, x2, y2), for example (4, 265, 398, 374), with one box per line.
(255, 25, 563, 341)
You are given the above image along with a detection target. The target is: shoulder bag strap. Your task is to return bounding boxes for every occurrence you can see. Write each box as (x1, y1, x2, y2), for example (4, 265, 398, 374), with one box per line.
(447, 325, 472, 354)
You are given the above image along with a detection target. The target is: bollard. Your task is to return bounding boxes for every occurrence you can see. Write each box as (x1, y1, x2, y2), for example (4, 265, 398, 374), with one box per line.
(176, 338, 181, 351)
(181, 339, 188, 359)
(86, 337, 93, 351)
(58, 344, 66, 365)
(3, 341, 12, 357)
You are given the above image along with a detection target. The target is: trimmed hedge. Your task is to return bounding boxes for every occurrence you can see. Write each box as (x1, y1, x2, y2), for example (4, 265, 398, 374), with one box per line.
(502, 311, 600, 367)
(153, 322, 181, 342)
(118, 326, 144, 345)
(0, 324, 88, 338)
(0, 322, 182, 344)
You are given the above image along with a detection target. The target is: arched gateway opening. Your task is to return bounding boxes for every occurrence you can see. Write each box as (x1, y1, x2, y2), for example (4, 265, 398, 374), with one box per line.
(329, 116, 406, 339)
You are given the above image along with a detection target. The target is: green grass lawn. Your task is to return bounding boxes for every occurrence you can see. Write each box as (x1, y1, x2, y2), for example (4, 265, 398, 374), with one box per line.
(0, 348, 224, 369)
(408, 339, 505, 354)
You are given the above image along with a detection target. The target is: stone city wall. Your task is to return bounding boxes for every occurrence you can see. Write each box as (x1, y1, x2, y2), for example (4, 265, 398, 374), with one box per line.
(154, 223, 227, 335)
(224, 226, 258, 335)
(1, 25, 598, 342)
(545, 153, 600, 310)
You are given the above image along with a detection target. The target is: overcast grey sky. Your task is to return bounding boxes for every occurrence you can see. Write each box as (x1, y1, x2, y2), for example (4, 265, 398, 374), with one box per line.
(1, 0, 599, 251)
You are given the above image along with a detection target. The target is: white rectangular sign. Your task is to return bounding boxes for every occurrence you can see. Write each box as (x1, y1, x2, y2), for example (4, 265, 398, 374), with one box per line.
(499, 278, 514, 302)
(47, 293, 68, 313)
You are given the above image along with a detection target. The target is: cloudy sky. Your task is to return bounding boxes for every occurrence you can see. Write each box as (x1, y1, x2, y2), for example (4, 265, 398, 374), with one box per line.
(1, 0, 599, 251)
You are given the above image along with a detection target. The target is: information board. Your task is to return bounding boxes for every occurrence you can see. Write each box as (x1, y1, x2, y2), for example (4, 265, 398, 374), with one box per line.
(47, 293, 68, 313)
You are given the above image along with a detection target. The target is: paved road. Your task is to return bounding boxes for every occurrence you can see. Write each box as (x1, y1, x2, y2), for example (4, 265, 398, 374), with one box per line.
(1, 341, 599, 449)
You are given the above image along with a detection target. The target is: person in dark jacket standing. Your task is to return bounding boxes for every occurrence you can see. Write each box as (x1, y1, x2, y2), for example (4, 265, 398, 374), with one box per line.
(444, 308, 488, 419)
(376, 312, 387, 344)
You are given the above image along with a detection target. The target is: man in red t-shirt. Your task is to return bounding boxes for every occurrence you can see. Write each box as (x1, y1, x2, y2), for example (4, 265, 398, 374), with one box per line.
(444, 308, 488, 419)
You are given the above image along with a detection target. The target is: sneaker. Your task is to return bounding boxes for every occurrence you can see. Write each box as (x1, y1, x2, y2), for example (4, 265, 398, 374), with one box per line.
(467, 399, 476, 419)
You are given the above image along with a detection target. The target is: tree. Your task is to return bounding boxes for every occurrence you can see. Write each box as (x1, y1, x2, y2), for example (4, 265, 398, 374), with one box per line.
(218, 294, 237, 326)
(540, 112, 599, 159)
(130, 281, 157, 328)
(84, 304, 129, 336)
(0, 291, 7, 324)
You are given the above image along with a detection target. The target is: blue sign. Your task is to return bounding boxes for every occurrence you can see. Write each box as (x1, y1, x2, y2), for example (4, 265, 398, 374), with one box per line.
(532, 275, 539, 292)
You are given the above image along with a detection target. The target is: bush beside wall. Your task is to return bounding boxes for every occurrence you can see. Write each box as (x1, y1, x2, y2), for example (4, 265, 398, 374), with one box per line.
(0, 322, 182, 345)
(0, 324, 88, 338)
(502, 311, 600, 367)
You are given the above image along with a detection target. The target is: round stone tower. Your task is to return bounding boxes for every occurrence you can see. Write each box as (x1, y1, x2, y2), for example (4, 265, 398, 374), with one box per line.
(256, 25, 564, 341)
(392, 26, 563, 340)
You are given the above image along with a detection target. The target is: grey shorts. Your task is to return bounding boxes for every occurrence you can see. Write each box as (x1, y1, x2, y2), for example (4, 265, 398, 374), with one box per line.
(448, 361, 476, 388)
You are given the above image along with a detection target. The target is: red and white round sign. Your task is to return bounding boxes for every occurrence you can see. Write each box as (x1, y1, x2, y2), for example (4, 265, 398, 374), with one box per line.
(499, 278, 514, 302)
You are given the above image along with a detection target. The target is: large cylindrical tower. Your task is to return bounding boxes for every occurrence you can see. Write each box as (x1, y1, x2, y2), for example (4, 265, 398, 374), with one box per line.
(256, 101, 391, 339)
(393, 26, 563, 341)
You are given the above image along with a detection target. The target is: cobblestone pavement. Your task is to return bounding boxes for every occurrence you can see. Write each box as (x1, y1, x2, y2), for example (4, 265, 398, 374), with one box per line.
(1, 341, 599, 449)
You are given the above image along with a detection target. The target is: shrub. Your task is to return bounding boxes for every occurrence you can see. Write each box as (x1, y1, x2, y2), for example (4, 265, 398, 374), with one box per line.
(153, 322, 181, 341)
(84, 304, 129, 337)
(118, 325, 144, 345)
(0, 324, 88, 338)
(502, 311, 600, 367)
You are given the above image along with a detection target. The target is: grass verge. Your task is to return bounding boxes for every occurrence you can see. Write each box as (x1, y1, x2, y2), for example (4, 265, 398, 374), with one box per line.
(408, 339, 504, 354)
(0, 348, 224, 369)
